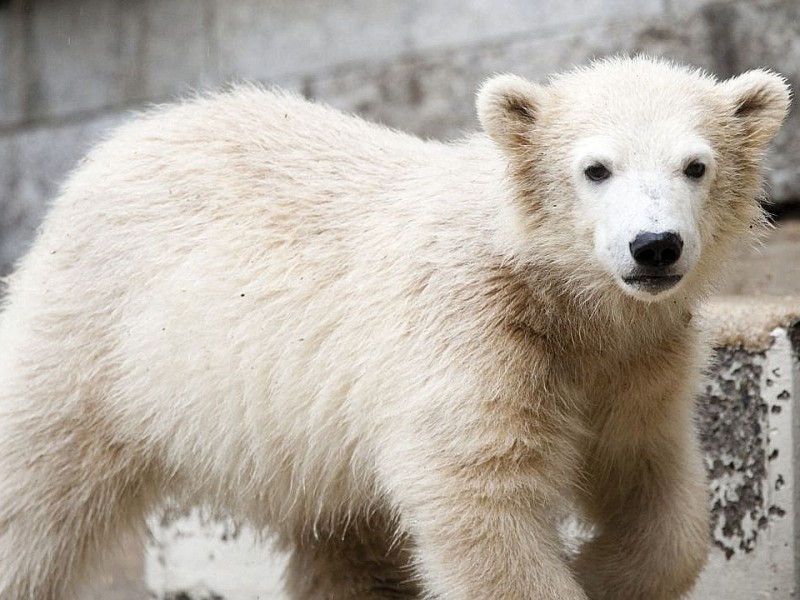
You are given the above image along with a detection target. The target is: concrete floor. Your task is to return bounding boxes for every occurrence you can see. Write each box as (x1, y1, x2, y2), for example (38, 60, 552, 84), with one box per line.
(721, 218, 800, 296)
(80, 537, 148, 600)
(82, 217, 800, 600)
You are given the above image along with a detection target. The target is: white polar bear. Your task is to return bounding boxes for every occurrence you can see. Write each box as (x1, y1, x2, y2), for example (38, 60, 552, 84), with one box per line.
(0, 57, 790, 599)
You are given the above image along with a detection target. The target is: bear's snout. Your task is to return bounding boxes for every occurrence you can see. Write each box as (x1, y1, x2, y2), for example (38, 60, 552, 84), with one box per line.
(629, 231, 683, 268)
(620, 231, 686, 297)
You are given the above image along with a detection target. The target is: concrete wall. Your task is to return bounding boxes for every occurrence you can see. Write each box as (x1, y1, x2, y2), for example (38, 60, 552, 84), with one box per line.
(1, 0, 799, 281)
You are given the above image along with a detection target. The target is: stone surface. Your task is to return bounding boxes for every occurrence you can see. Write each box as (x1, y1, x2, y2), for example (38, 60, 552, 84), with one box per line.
(78, 537, 147, 600)
(214, 0, 662, 84)
(25, 0, 146, 121)
(0, 136, 15, 287)
(304, 0, 800, 202)
(140, 0, 219, 101)
(146, 509, 289, 600)
(304, 3, 796, 161)
(691, 325, 798, 599)
(214, 0, 414, 84)
(0, 2, 25, 129)
(723, 220, 800, 298)
(305, 22, 639, 140)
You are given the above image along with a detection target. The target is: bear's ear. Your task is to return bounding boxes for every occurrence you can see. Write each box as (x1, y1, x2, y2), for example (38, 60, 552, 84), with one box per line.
(477, 74, 546, 154)
(720, 69, 791, 148)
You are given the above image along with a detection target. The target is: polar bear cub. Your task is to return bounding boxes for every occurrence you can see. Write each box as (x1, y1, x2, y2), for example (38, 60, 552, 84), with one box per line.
(0, 57, 790, 599)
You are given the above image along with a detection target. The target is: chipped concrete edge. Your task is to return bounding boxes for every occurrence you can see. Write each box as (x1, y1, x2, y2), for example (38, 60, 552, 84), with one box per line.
(702, 295, 800, 351)
(145, 509, 290, 600)
(692, 323, 798, 599)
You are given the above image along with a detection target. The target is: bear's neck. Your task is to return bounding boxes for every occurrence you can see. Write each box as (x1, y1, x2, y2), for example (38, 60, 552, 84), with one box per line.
(491, 256, 697, 362)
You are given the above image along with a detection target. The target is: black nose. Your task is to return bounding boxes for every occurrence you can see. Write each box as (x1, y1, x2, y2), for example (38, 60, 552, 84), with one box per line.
(629, 231, 683, 267)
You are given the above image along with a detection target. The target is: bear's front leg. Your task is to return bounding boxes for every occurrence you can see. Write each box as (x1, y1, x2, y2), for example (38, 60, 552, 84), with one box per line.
(574, 411, 709, 600)
(284, 512, 421, 599)
(383, 442, 589, 599)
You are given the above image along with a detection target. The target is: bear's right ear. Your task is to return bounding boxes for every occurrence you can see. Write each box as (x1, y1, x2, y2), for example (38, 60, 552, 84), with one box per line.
(477, 74, 546, 154)
(719, 69, 791, 149)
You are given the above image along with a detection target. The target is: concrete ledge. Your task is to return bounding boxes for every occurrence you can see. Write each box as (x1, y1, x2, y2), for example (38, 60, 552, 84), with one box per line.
(144, 296, 800, 600)
(692, 297, 799, 598)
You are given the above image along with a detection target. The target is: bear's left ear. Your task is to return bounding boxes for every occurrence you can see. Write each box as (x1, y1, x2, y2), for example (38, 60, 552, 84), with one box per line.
(477, 74, 547, 155)
(720, 69, 791, 148)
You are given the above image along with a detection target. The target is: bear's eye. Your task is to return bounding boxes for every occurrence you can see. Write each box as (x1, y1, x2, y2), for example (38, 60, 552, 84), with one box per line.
(684, 160, 706, 180)
(584, 163, 611, 182)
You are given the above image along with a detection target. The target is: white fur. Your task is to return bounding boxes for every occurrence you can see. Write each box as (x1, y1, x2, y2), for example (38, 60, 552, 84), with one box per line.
(0, 57, 790, 599)
(571, 134, 713, 300)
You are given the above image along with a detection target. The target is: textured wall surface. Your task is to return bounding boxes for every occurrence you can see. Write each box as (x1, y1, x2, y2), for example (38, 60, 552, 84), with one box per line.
(692, 328, 798, 599)
(1, 0, 799, 279)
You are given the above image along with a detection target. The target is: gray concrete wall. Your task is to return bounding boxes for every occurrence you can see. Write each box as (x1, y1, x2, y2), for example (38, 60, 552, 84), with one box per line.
(1, 0, 799, 280)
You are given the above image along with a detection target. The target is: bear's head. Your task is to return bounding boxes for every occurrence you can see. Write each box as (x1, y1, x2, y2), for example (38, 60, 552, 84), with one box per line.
(478, 57, 790, 304)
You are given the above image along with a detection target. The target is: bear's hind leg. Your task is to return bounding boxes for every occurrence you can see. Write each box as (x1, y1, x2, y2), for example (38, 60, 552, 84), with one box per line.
(0, 406, 158, 599)
(284, 512, 421, 599)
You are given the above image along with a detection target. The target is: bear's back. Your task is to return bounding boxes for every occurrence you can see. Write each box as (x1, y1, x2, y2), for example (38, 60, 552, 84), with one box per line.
(0, 86, 521, 513)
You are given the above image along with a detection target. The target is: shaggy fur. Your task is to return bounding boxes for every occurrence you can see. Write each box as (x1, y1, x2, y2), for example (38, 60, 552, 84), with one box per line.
(0, 57, 790, 599)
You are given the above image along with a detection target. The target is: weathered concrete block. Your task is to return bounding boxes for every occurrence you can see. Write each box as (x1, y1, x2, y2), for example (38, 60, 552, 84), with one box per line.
(691, 297, 800, 598)
(144, 299, 800, 600)
(693, 334, 795, 597)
